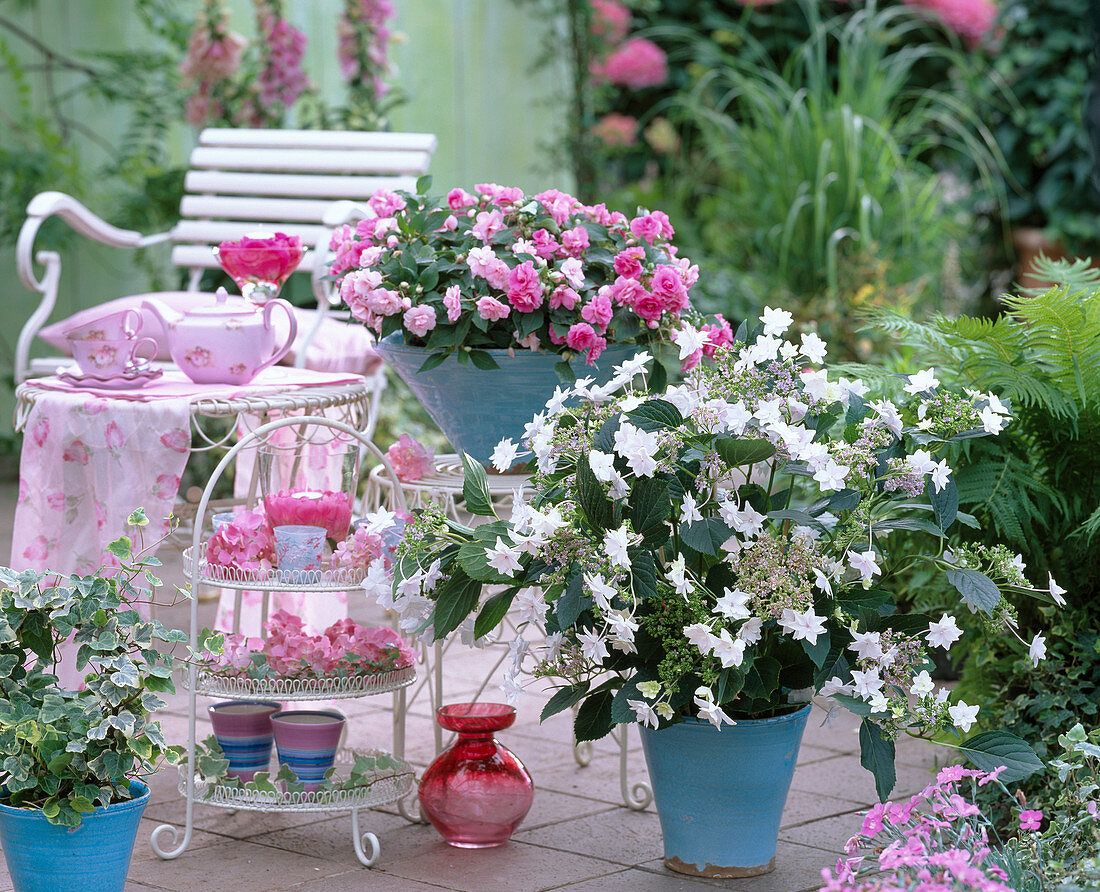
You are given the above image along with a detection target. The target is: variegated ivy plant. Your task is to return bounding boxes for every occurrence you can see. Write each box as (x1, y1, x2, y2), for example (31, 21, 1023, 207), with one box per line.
(0, 509, 187, 826)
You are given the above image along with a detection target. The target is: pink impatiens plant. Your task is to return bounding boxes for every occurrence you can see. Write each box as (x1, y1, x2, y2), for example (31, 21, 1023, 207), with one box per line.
(328, 183, 700, 368)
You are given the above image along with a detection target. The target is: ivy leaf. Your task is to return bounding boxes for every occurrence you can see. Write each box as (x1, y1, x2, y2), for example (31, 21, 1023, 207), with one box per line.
(106, 537, 132, 562)
(859, 719, 897, 802)
(951, 731, 1043, 783)
(460, 453, 497, 517)
(946, 568, 1001, 614)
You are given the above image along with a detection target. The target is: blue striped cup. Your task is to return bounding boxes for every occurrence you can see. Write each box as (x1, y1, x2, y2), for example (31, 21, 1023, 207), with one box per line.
(208, 701, 282, 782)
(270, 709, 346, 791)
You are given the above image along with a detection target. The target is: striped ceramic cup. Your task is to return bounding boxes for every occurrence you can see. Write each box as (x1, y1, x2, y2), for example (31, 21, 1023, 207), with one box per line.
(208, 701, 282, 781)
(270, 709, 346, 791)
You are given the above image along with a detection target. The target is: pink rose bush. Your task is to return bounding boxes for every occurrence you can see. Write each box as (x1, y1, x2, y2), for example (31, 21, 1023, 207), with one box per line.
(329, 183, 699, 366)
(904, 0, 997, 47)
(202, 609, 416, 679)
(590, 37, 668, 89)
(205, 509, 277, 572)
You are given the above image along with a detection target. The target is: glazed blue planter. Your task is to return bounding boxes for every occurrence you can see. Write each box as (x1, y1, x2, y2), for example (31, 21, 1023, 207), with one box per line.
(639, 705, 811, 879)
(375, 333, 638, 467)
(0, 780, 149, 892)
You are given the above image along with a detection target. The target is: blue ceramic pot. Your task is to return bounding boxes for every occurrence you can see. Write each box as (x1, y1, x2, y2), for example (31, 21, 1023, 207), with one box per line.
(374, 333, 639, 467)
(0, 780, 150, 892)
(639, 705, 811, 878)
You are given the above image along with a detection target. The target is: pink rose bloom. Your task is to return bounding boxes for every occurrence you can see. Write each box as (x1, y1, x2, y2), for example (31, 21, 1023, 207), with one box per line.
(591, 0, 631, 42)
(581, 294, 614, 329)
(610, 276, 647, 307)
(22, 536, 49, 563)
(565, 322, 599, 354)
(701, 315, 734, 358)
(475, 183, 525, 205)
(905, 0, 996, 46)
(649, 264, 690, 313)
(672, 254, 700, 288)
(31, 418, 49, 448)
(531, 228, 560, 259)
(366, 288, 404, 316)
(473, 209, 506, 242)
(447, 187, 477, 210)
(387, 433, 435, 482)
(444, 285, 463, 322)
(534, 189, 579, 225)
(631, 290, 665, 323)
(506, 260, 544, 312)
(680, 347, 704, 373)
(650, 210, 675, 238)
(484, 258, 511, 290)
(560, 257, 586, 288)
(477, 296, 511, 322)
(630, 213, 664, 245)
(591, 37, 668, 89)
(467, 246, 511, 289)
(591, 113, 638, 148)
(560, 225, 591, 258)
(614, 247, 646, 279)
(440, 214, 458, 231)
(62, 440, 90, 465)
(550, 286, 580, 311)
(369, 188, 407, 217)
(517, 332, 541, 351)
(403, 304, 438, 338)
(216, 232, 304, 285)
(585, 203, 615, 225)
(153, 474, 181, 500)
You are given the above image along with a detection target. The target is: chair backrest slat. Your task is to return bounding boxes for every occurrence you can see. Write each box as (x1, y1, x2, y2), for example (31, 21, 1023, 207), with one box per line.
(183, 170, 414, 199)
(172, 127, 437, 273)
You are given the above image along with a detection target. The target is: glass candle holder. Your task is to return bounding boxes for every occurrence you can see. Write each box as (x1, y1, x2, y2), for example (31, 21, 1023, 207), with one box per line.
(258, 443, 359, 544)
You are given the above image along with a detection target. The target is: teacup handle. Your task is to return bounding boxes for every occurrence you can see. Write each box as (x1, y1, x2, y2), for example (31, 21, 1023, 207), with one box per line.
(126, 337, 158, 373)
(122, 308, 143, 338)
(255, 299, 298, 375)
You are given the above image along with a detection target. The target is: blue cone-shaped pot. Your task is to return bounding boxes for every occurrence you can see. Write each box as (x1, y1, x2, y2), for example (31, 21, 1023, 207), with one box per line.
(375, 333, 638, 467)
(639, 705, 811, 879)
(0, 780, 150, 892)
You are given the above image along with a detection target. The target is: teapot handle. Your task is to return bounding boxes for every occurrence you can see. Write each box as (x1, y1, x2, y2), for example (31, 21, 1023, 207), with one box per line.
(255, 299, 298, 375)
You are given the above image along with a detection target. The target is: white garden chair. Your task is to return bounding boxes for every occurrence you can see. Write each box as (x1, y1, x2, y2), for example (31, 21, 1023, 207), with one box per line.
(14, 127, 438, 398)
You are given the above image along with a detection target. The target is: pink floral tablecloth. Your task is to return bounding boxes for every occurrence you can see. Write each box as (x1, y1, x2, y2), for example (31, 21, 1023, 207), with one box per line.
(11, 368, 366, 676)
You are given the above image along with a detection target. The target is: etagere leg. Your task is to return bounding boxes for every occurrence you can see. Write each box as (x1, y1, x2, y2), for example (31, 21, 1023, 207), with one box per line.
(351, 809, 381, 866)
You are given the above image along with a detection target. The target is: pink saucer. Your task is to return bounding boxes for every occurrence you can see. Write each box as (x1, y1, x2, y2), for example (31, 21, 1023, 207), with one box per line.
(57, 367, 164, 390)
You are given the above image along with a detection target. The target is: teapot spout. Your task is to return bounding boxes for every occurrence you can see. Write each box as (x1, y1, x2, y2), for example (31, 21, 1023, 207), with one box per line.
(142, 297, 182, 335)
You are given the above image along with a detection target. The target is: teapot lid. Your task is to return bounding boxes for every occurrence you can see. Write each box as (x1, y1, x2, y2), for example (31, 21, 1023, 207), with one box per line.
(186, 287, 260, 317)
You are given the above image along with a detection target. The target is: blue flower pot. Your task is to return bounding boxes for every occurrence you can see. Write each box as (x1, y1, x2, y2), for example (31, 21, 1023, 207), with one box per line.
(638, 705, 811, 878)
(375, 333, 638, 467)
(0, 780, 150, 892)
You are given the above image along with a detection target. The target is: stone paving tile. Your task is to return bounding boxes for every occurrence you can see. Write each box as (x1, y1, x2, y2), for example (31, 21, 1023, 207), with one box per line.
(517, 807, 666, 866)
(781, 810, 865, 856)
(245, 810, 435, 867)
(286, 870, 458, 890)
(790, 752, 936, 804)
(141, 796, 338, 840)
(547, 866, 745, 890)
(127, 837, 352, 891)
(780, 787, 870, 827)
(382, 839, 627, 892)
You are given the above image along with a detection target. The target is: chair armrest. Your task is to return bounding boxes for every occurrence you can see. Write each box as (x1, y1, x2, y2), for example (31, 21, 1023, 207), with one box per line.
(17, 191, 170, 292)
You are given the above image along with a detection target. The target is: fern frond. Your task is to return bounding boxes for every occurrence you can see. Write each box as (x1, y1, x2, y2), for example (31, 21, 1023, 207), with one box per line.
(1018, 256, 1100, 297)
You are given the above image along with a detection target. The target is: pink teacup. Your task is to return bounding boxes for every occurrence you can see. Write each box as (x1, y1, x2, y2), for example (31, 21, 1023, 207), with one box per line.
(68, 336, 158, 378)
(63, 308, 142, 342)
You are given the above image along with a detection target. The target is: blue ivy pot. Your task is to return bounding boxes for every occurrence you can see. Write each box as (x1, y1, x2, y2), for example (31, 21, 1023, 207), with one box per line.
(638, 705, 811, 879)
(0, 780, 150, 892)
(375, 333, 638, 468)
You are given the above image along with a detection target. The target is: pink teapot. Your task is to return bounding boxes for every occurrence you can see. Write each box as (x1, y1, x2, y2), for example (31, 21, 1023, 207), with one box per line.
(143, 288, 297, 385)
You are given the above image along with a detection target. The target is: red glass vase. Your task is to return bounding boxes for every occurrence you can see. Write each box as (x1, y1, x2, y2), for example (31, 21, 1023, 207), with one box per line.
(417, 703, 534, 848)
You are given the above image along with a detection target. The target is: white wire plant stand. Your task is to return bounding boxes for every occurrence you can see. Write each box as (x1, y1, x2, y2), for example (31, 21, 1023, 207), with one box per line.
(149, 414, 416, 868)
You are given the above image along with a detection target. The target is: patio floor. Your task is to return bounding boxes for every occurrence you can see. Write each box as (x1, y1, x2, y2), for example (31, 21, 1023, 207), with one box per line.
(0, 482, 943, 892)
